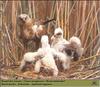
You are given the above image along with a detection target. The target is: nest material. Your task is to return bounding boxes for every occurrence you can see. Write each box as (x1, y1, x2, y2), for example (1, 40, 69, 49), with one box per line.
(1, 54, 100, 80)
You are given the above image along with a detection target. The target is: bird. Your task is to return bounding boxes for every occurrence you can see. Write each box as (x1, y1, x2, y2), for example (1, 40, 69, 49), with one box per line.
(19, 35, 58, 76)
(51, 27, 69, 52)
(18, 14, 55, 50)
(67, 36, 84, 61)
(34, 35, 58, 76)
(50, 27, 84, 70)
(51, 27, 71, 70)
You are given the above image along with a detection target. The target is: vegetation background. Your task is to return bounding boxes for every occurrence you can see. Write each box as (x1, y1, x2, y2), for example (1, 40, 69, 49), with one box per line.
(0, 0, 100, 79)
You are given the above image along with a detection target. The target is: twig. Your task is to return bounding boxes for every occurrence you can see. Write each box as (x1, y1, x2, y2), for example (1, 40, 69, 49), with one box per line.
(73, 54, 100, 65)
(89, 65, 100, 70)
(89, 75, 100, 80)
(82, 70, 100, 79)
(14, 72, 33, 79)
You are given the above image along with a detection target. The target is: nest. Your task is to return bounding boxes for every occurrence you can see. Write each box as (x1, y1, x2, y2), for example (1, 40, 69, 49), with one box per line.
(1, 54, 100, 80)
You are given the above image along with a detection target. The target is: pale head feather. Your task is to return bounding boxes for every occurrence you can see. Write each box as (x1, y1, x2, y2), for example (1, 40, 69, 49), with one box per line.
(54, 27, 63, 36)
(69, 36, 81, 47)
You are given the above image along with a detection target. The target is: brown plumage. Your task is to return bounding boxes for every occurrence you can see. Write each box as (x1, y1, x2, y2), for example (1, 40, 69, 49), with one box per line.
(18, 14, 39, 41)
(18, 14, 55, 51)
(18, 14, 55, 41)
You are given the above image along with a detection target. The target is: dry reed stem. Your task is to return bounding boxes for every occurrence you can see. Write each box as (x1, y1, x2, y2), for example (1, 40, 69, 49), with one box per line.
(89, 75, 100, 80)
(82, 70, 100, 79)
(72, 54, 100, 66)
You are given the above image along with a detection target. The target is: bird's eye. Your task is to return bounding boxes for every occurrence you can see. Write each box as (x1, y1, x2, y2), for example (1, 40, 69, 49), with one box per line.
(56, 32, 62, 36)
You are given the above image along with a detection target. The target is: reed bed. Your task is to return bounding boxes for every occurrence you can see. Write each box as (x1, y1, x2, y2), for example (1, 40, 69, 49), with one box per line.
(0, 0, 100, 80)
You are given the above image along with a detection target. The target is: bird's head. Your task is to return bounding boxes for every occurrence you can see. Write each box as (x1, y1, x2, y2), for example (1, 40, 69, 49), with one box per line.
(69, 36, 82, 48)
(18, 14, 31, 25)
(54, 27, 63, 38)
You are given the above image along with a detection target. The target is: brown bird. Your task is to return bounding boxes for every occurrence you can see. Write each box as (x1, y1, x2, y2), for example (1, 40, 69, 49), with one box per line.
(18, 14, 55, 50)
(18, 14, 38, 41)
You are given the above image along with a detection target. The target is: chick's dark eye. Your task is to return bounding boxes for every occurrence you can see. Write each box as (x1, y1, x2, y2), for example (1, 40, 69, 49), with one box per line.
(56, 32, 62, 36)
